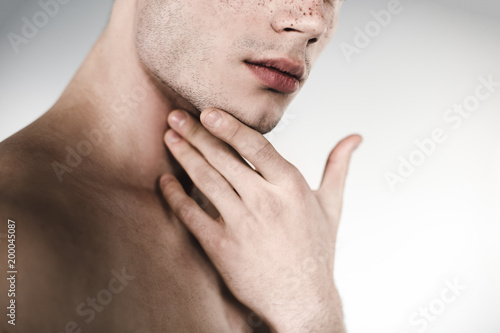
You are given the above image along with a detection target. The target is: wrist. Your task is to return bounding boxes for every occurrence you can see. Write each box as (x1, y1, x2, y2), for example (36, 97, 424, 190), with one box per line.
(264, 285, 345, 333)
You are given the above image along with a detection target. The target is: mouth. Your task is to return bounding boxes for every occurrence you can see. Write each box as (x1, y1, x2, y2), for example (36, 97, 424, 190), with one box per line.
(244, 58, 306, 94)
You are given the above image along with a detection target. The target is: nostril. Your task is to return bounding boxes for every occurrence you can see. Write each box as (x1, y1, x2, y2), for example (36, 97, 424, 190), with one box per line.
(308, 38, 318, 45)
(284, 27, 295, 32)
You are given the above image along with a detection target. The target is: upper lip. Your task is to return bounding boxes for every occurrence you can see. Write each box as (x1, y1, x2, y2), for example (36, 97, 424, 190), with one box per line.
(245, 58, 306, 81)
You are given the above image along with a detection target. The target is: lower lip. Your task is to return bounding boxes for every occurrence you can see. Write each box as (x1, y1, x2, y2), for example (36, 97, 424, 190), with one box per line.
(245, 62, 299, 94)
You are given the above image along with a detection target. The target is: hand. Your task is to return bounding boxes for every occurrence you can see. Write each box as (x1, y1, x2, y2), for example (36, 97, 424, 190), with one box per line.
(160, 108, 361, 332)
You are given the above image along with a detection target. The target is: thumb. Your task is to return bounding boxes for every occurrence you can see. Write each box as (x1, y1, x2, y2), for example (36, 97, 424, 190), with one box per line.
(318, 134, 362, 210)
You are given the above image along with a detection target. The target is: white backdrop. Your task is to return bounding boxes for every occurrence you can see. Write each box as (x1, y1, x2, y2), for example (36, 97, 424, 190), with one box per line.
(1, 0, 499, 332)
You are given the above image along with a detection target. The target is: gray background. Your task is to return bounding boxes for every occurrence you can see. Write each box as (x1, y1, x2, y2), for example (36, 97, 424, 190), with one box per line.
(1, 0, 499, 332)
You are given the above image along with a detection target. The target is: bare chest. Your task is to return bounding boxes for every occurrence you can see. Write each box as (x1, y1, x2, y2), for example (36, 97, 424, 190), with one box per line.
(63, 190, 254, 332)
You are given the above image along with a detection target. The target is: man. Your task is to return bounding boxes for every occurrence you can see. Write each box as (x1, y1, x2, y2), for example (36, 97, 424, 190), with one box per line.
(0, 0, 361, 331)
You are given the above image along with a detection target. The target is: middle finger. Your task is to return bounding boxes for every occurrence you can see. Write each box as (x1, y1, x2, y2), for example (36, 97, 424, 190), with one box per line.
(168, 110, 263, 193)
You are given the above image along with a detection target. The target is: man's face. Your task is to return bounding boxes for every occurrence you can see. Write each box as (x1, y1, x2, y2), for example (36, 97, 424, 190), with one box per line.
(136, 0, 342, 133)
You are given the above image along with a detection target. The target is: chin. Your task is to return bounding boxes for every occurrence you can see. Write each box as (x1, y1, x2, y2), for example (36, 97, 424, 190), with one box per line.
(248, 95, 294, 134)
(247, 113, 282, 134)
(210, 95, 290, 135)
(153, 67, 294, 134)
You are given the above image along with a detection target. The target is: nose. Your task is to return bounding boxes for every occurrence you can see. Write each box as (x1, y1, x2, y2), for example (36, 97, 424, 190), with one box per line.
(271, 0, 327, 45)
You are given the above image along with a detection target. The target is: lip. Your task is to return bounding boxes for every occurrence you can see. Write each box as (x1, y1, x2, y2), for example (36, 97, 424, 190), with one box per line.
(244, 58, 306, 94)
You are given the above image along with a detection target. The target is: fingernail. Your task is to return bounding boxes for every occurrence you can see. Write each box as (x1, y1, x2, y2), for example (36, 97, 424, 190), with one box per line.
(166, 130, 180, 143)
(169, 111, 186, 129)
(203, 110, 222, 128)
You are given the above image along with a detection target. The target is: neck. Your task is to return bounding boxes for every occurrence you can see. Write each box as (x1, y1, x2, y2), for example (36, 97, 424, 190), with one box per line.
(38, 0, 196, 190)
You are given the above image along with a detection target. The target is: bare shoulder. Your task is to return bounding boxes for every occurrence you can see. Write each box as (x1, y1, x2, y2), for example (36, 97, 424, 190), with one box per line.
(0, 132, 76, 235)
(0, 133, 102, 331)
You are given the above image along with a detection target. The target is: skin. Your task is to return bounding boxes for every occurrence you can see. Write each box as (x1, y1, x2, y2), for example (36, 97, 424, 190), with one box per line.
(135, 0, 339, 133)
(162, 109, 360, 332)
(0, 0, 359, 331)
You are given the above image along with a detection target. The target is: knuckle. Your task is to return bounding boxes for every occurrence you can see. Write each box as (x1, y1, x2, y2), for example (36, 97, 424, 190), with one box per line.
(217, 146, 246, 176)
(287, 164, 303, 181)
(225, 161, 246, 176)
(252, 138, 274, 164)
(255, 190, 283, 219)
(211, 236, 230, 254)
(192, 165, 212, 183)
(215, 144, 234, 164)
(226, 121, 242, 142)
(283, 165, 306, 190)
(194, 167, 227, 195)
(203, 168, 223, 187)
(175, 197, 195, 222)
(187, 120, 204, 140)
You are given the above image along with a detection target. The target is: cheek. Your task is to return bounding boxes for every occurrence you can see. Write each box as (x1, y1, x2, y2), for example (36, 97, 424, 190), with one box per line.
(136, 1, 208, 71)
(324, 4, 340, 38)
(310, 8, 339, 59)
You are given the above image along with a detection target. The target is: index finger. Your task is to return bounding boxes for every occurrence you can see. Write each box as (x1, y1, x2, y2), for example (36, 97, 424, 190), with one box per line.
(200, 108, 299, 185)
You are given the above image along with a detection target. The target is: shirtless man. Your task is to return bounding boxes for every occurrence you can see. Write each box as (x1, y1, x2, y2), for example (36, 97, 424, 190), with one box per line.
(0, 0, 361, 331)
